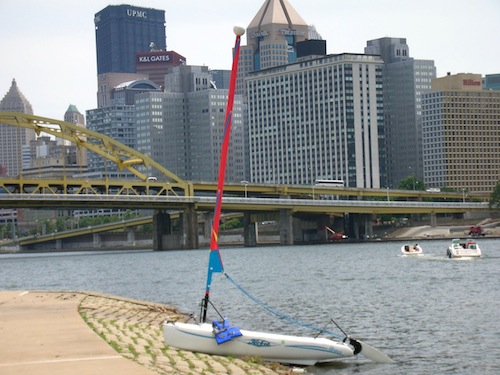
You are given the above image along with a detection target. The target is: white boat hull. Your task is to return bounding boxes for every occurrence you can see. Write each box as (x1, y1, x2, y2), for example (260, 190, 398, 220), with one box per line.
(447, 239, 481, 258)
(164, 322, 354, 366)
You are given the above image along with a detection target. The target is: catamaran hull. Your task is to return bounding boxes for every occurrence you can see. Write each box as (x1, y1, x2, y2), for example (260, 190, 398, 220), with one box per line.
(164, 322, 354, 366)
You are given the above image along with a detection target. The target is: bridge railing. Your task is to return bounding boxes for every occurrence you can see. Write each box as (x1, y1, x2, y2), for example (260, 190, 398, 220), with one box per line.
(0, 193, 489, 214)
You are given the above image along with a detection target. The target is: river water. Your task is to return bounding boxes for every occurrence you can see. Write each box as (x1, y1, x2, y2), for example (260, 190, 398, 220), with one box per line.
(1, 239, 499, 374)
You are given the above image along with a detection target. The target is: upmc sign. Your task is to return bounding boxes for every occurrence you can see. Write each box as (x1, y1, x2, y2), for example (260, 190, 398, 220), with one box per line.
(127, 9, 147, 18)
(137, 52, 172, 65)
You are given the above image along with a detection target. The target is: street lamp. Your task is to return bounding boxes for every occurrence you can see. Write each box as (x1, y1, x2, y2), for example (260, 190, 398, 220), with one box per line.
(408, 166, 415, 190)
(240, 180, 249, 198)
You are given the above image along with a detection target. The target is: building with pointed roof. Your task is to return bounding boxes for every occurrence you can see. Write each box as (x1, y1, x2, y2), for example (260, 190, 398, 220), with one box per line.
(240, 0, 386, 188)
(64, 104, 85, 129)
(63, 104, 87, 167)
(248, 0, 307, 30)
(236, 0, 317, 95)
(0, 79, 36, 176)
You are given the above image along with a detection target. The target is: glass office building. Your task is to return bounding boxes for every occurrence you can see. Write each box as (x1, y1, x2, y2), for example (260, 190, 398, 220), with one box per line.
(365, 37, 436, 188)
(95, 5, 166, 74)
(135, 66, 246, 182)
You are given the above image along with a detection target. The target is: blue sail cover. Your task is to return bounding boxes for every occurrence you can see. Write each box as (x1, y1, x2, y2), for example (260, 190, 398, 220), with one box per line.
(205, 249, 224, 293)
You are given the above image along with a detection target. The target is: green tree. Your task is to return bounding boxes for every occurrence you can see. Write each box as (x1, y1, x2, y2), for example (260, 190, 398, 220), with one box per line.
(123, 209, 136, 220)
(220, 217, 244, 230)
(45, 220, 56, 234)
(2, 223, 12, 239)
(142, 223, 153, 233)
(55, 217, 67, 232)
(399, 175, 425, 191)
(489, 181, 500, 209)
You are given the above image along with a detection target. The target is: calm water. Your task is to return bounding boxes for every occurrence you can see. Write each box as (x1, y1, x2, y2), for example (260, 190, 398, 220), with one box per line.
(1, 239, 499, 374)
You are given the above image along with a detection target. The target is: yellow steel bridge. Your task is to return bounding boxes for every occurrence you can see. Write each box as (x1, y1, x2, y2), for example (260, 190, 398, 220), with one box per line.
(0, 112, 491, 216)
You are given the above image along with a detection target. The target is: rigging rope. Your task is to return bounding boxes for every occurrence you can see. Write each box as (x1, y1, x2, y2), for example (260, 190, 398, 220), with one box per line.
(224, 272, 345, 340)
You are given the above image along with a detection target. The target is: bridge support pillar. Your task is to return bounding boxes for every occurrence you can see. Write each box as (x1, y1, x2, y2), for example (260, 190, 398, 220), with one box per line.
(203, 213, 212, 244)
(93, 233, 101, 248)
(430, 213, 437, 227)
(153, 211, 171, 251)
(243, 212, 257, 247)
(153, 208, 198, 250)
(365, 214, 374, 239)
(181, 206, 198, 250)
(349, 213, 373, 240)
(279, 209, 294, 246)
(126, 228, 136, 246)
(350, 214, 359, 240)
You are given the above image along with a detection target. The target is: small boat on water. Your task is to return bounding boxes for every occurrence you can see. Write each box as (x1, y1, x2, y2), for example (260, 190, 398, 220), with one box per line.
(446, 238, 481, 258)
(401, 244, 423, 255)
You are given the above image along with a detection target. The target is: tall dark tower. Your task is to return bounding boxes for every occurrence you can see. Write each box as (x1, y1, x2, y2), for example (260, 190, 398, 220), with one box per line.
(94, 5, 166, 74)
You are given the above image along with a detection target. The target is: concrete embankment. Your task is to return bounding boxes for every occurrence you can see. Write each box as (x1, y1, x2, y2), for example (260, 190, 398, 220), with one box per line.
(385, 220, 500, 240)
(0, 290, 289, 375)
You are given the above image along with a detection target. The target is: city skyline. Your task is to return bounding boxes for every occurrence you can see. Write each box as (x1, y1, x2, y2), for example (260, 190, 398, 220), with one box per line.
(1, 0, 499, 120)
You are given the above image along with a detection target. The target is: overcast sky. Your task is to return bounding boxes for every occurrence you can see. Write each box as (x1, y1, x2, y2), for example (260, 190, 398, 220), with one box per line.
(1, 0, 499, 120)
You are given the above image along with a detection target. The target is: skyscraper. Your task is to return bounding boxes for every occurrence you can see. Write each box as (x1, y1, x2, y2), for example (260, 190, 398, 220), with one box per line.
(64, 104, 85, 128)
(484, 74, 500, 90)
(94, 5, 166, 75)
(0, 79, 36, 176)
(135, 65, 245, 182)
(239, 0, 385, 187)
(135, 50, 186, 88)
(246, 53, 385, 187)
(64, 104, 87, 168)
(236, 0, 317, 95)
(86, 79, 161, 179)
(422, 73, 500, 193)
(365, 37, 436, 187)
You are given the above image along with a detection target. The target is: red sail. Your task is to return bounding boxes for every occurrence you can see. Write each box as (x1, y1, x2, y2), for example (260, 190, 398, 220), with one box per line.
(202, 28, 244, 322)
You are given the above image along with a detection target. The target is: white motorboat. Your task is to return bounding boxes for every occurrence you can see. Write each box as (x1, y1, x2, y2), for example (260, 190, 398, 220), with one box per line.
(163, 26, 392, 367)
(447, 238, 481, 258)
(401, 244, 423, 255)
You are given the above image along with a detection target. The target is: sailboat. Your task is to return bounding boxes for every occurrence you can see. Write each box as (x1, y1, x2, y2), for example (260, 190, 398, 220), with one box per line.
(163, 26, 393, 366)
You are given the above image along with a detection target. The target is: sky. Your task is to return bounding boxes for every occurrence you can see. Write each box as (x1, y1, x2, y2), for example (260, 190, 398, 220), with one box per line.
(1, 0, 499, 121)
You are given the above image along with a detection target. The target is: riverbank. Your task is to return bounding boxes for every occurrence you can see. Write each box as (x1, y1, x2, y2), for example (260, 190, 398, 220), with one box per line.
(2, 218, 499, 253)
(382, 219, 500, 240)
(0, 291, 290, 375)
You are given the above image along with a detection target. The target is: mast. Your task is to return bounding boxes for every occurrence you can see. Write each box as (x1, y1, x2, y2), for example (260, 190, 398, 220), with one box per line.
(202, 26, 245, 323)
